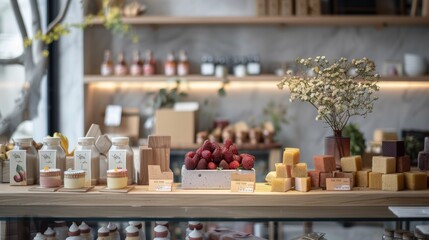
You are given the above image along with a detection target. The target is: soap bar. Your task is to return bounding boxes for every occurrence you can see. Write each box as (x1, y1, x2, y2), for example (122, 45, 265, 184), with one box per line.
(418, 152, 429, 171)
(357, 170, 370, 187)
(382, 173, 404, 191)
(283, 148, 300, 166)
(275, 163, 290, 178)
(382, 140, 405, 157)
(313, 155, 336, 172)
(295, 177, 311, 192)
(372, 156, 396, 174)
(292, 163, 307, 177)
(369, 172, 383, 190)
(340, 155, 362, 172)
(334, 171, 355, 187)
(95, 135, 112, 155)
(404, 171, 427, 190)
(320, 172, 333, 189)
(85, 123, 102, 138)
(308, 170, 320, 188)
(396, 156, 411, 173)
(373, 129, 397, 143)
(271, 178, 292, 192)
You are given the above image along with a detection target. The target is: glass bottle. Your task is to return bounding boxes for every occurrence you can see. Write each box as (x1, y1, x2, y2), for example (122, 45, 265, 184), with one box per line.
(97, 226, 110, 240)
(101, 50, 114, 76)
(247, 55, 261, 75)
(108, 137, 134, 185)
(79, 222, 92, 240)
(215, 57, 228, 78)
(66, 222, 82, 240)
(164, 51, 177, 76)
(125, 225, 139, 240)
(13, 137, 37, 185)
(233, 57, 247, 77)
(114, 52, 128, 76)
(39, 137, 66, 181)
(201, 55, 215, 76)
(75, 137, 100, 186)
(107, 222, 121, 240)
(177, 50, 190, 76)
(130, 50, 143, 76)
(143, 50, 156, 76)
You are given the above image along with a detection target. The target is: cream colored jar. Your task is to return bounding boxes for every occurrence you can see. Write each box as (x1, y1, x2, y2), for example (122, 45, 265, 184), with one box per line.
(64, 169, 85, 189)
(107, 169, 128, 189)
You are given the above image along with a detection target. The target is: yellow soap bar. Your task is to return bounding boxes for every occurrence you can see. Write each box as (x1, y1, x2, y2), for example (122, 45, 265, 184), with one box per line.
(382, 173, 404, 191)
(295, 177, 311, 192)
(404, 171, 427, 190)
(372, 156, 396, 174)
(340, 155, 362, 172)
(369, 172, 383, 190)
(271, 178, 292, 192)
(283, 148, 300, 166)
(357, 170, 370, 187)
(292, 163, 308, 178)
(275, 163, 288, 178)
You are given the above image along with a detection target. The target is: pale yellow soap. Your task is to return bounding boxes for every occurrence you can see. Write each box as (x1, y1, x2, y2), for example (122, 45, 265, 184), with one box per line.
(271, 178, 292, 192)
(283, 148, 300, 166)
(382, 173, 404, 191)
(357, 170, 370, 187)
(372, 156, 396, 174)
(404, 171, 427, 190)
(340, 155, 362, 172)
(275, 163, 288, 178)
(292, 163, 308, 177)
(369, 172, 383, 190)
(295, 177, 311, 192)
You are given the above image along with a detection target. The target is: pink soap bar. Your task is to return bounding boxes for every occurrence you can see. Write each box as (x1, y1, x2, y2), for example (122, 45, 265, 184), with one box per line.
(308, 170, 320, 188)
(314, 155, 336, 173)
(320, 172, 333, 189)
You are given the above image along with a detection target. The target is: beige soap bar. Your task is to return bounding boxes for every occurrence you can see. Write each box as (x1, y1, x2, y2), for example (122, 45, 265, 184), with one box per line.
(382, 173, 404, 191)
(369, 172, 383, 190)
(341, 156, 362, 172)
(357, 170, 370, 187)
(404, 171, 427, 190)
(271, 178, 292, 192)
(292, 163, 307, 178)
(295, 177, 311, 192)
(275, 163, 287, 178)
(372, 156, 396, 174)
(283, 148, 300, 166)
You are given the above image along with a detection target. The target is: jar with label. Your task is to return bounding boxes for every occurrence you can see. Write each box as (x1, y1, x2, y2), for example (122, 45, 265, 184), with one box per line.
(201, 55, 215, 76)
(74, 137, 100, 186)
(177, 50, 190, 76)
(143, 50, 156, 76)
(164, 51, 177, 76)
(247, 55, 261, 75)
(12, 138, 37, 185)
(130, 50, 143, 76)
(100, 50, 114, 76)
(108, 137, 134, 185)
(215, 57, 228, 78)
(115, 52, 128, 76)
(39, 137, 66, 180)
(233, 57, 247, 77)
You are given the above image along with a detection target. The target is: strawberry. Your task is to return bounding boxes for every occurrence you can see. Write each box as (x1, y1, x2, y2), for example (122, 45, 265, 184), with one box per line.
(219, 160, 229, 170)
(212, 147, 222, 163)
(202, 140, 212, 151)
(196, 147, 203, 158)
(232, 154, 242, 163)
(223, 149, 234, 163)
(224, 139, 233, 148)
(229, 145, 238, 155)
(207, 162, 217, 170)
(229, 160, 240, 169)
(196, 158, 208, 170)
(185, 151, 196, 159)
(202, 150, 212, 160)
(240, 153, 255, 161)
(241, 154, 255, 170)
(185, 157, 197, 170)
(210, 141, 220, 151)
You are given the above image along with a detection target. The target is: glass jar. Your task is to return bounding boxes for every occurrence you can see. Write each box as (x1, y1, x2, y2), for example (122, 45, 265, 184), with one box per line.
(109, 137, 134, 185)
(40, 137, 66, 180)
(13, 138, 37, 185)
(75, 137, 100, 186)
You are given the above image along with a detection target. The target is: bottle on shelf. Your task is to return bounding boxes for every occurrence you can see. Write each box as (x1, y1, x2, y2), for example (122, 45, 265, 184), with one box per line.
(130, 50, 144, 76)
(128, 221, 145, 240)
(100, 50, 114, 76)
(215, 57, 228, 78)
(125, 225, 140, 240)
(108, 137, 134, 185)
(107, 222, 120, 240)
(201, 55, 215, 76)
(74, 137, 100, 186)
(114, 52, 129, 76)
(177, 50, 190, 76)
(233, 57, 247, 77)
(12, 137, 37, 185)
(247, 55, 261, 75)
(78, 222, 91, 240)
(143, 50, 156, 76)
(44, 227, 56, 240)
(164, 51, 177, 76)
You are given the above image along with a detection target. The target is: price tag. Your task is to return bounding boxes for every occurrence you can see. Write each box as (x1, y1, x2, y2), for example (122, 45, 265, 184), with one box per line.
(230, 172, 256, 192)
(148, 165, 174, 192)
(39, 150, 56, 170)
(326, 178, 351, 191)
(108, 150, 127, 170)
(74, 150, 92, 187)
(9, 150, 27, 185)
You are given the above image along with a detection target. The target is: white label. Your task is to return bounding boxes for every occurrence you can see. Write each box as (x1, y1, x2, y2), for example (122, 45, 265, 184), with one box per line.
(39, 150, 56, 170)
(231, 181, 255, 193)
(104, 105, 122, 127)
(149, 179, 173, 192)
(108, 150, 127, 170)
(74, 150, 92, 187)
(9, 150, 27, 185)
(333, 185, 351, 191)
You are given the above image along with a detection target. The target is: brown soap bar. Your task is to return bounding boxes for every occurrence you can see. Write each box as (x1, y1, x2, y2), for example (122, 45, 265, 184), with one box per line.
(340, 155, 362, 172)
(404, 171, 427, 190)
(357, 170, 370, 187)
(334, 172, 355, 187)
(313, 155, 336, 173)
(382, 173, 404, 191)
(418, 151, 429, 171)
(319, 172, 333, 189)
(396, 156, 411, 173)
(308, 170, 320, 188)
(372, 156, 396, 174)
(369, 172, 383, 190)
(382, 140, 405, 157)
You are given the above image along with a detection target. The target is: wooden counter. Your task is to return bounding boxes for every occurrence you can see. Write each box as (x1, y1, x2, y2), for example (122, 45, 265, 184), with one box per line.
(0, 183, 428, 220)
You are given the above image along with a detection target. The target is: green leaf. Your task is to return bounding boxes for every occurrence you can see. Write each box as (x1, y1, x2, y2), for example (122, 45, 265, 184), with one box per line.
(16, 164, 24, 173)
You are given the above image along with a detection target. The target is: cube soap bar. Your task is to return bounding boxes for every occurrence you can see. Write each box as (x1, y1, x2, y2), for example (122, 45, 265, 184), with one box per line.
(334, 171, 355, 187)
(295, 177, 311, 192)
(340, 155, 362, 172)
(372, 156, 396, 174)
(275, 163, 288, 178)
(418, 152, 429, 171)
(404, 171, 427, 190)
(283, 148, 300, 166)
(313, 155, 336, 172)
(374, 129, 397, 143)
(292, 163, 308, 177)
(369, 172, 383, 190)
(320, 172, 333, 189)
(271, 178, 292, 192)
(382, 140, 405, 157)
(308, 170, 320, 188)
(396, 156, 411, 173)
(382, 173, 404, 191)
(357, 170, 370, 187)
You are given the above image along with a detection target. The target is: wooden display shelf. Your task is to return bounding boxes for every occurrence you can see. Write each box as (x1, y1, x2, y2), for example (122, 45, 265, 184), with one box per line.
(89, 16, 429, 26)
(0, 183, 429, 219)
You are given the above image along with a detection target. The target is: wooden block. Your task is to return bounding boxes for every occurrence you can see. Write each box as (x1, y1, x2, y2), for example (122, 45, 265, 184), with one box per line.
(372, 156, 396, 174)
(308, 0, 321, 15)
(382, 173, 404, 191)
(319, 172, 333, 189)
(404, 171, 427, 190)
(283, 148, 300, 166)
(396, 156, 411, 173)
(292, 163, 307, 177)
(95, 135, 112, 155)
(334, 171, 355, 187)
(279, 0, 293, 16)
(271, 178, 292, 192)
(340, 155, 362, 172)
(255, 0, 267, 16)
(295, 0, 308, 16)
(148, 135, 171, 148)
(369, 172, 383, 190)
(268, 0, 279, 16)
(308, 170, 320, 188)
(295, 177, 311, 192)
(313, 155, 336, 173)
(85, 124, 102, 138)
(275, 163, 288, 178)
(357, 170, 370, 187)
(138, 147, 153, 185)
(382, 140, 405, 157)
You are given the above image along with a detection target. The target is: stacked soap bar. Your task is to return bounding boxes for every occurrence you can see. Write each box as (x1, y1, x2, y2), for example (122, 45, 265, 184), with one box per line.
(418, 137, 429, 171)
(382, 140, 410, 173)
(339, 155, 363, 187)
(312, 155, 336, 189)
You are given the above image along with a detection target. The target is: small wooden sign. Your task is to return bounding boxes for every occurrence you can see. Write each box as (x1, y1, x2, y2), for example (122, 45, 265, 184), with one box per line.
(148, 165, 173, 192)
(326, 178, 351, 191)
(230, 172, 256, 193)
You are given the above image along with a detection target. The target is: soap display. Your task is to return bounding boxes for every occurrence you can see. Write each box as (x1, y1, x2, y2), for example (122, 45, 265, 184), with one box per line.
(107, 168, 128, 189)
(418, 137, 429, 170)
(39, 168, 62, 188)
(64, 169, 86, 189)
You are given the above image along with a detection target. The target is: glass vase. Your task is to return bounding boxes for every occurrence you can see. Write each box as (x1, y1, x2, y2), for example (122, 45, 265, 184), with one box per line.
(324, 130, 351, 169)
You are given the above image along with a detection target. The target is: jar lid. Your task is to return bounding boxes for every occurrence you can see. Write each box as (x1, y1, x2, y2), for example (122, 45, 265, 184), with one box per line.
(14, 137, 33, 144)
(78, 222, 90, 233)
(112, 137, 129, 145)
(68, 222, 80, 236)
(154, 225, 168, 233)
(43, 137, 60, 144)
(78, 137, 95, 144)
(126, 225, 139, 234)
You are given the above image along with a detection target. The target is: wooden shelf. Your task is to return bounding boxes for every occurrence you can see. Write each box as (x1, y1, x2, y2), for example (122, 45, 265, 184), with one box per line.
(89, 16, 429, 26)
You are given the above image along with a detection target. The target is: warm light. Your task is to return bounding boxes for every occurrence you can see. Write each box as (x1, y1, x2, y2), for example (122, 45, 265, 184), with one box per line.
(378, 81, 429, 89)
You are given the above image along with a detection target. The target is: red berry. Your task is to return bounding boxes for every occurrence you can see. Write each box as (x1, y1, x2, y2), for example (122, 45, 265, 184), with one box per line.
(202, 150, 212, 160)
(196, 158, 208, 170)
(196, 147, 203, 157)
(240, 153, 255, 161)
(229, 145, 238, 155)
(207, 162, 217, 170)
(224, 139, 233, 148)
(184, 157, 197, 170)
(229, 161, 240, 169)
(232, 154, 242, 163)
(219, 160, 229, 170)
(211, 142, 220, 151)
(241, 155, 255, 170)
(212, 147, 222, 163)
(185, 151, 195, 158)
(223, 150, 234, 163)
(202, 140, 212, 151)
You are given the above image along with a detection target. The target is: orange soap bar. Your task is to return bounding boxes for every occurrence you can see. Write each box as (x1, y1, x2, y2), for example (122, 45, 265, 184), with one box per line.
(382, 173, 404, 191)
(369, 172, 383, 190)
(404, 171, 427, 190)
(308, 170, 320, 188)
(340, 155, 362, 172)
(357, 170, 370, 187)
(292, 163, 308, 177)
(283, 148, 300, 166)
(372, 156, 396, 174)
(313, 155, 336, 172)
(295, 177, 311, 192)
